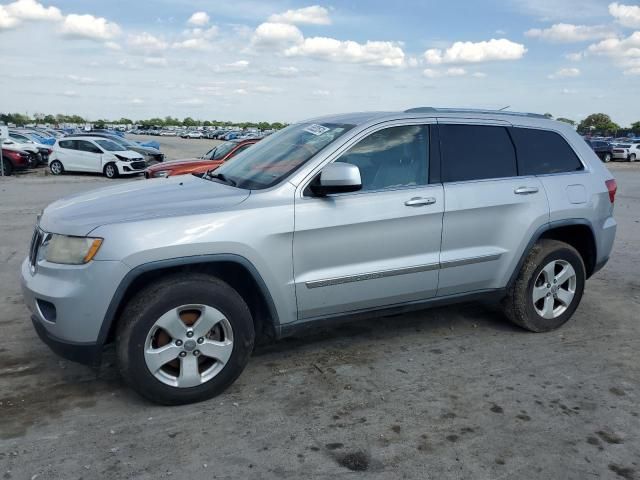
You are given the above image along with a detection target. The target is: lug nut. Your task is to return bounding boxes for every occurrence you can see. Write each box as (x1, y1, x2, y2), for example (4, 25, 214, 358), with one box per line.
(175, 339, 183, 346)
(197, 337, 204, 344)
(193, 350, 200, 356)
(186, 331, 194, 338)
(179, 351, 187, 357)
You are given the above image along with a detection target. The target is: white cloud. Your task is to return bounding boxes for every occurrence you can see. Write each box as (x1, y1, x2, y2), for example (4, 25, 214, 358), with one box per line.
(128, 32, 168, 52)
(565, 52, 583, 61)
(587, 31, 640, 74)
(312, 89, 330, 96)
(285, 38, 406, 67)
(253, 85, 282, 94)
(424, 38, 526, 64)
(187, 11, 209, 26)
(472, 72, 488, 78)
(66, 74, 98, 84)
(60, 14, 121, 40)
(0, 5, 20, 29)
(268, 66, 300, 77)
(105, 41, 121, 50)
(215, 60, 250, 72)
(176, 98, 204, 106)
(144, 57, 169, 67)
(172, 38, 209, 50)
(548, 67, 581, 79)
(183, 26, 218, 39)
(525, 23, 611, 42)
(234, 89, 248, 95)
(423, 67, 468, 78)
(561, 88, 578, 94)
(129, 98, 144, 105)
(62, 90, 78, 97)
(268, 5, 331, 25)
(252, 22, 304, 47)
(609, 2, 640, 28)
(6, 0, 61, 21)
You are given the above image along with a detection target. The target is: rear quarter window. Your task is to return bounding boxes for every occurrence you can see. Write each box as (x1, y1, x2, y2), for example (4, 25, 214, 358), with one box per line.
(510, 128, 584, 175)
(58, 140, 75, 149)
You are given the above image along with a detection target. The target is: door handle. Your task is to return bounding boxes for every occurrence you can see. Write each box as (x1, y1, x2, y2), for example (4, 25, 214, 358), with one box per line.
(404, 197, 436, 207)
(514, 186, 539, 195)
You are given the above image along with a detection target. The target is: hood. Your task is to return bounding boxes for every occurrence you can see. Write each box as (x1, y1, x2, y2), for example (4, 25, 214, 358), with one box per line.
(138, 140, 160, 149)
(130, 144, 161, 155)
(113, 150, 144, 161)
(39, 174, 250, 236)
(2, 140, 38, 153)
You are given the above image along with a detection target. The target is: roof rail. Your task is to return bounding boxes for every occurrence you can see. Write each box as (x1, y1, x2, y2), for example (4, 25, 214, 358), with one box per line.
(404, 107, 548, 119)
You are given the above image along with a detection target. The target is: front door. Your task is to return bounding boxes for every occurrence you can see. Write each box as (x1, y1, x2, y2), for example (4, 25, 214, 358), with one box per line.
(293, 123, 443, 320)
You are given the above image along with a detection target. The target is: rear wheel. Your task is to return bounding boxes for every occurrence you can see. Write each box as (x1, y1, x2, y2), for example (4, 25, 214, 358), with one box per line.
(49, 160, 63, 175)
(629, 154, 636, 162)
(603, 153, 611, 163)
(503, 239, 585, 332)
(116, 274, 255, 405)
(104, 163, 118, 179)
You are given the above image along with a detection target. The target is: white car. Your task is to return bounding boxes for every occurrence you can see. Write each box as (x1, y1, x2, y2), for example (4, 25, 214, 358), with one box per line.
(2, 138, 40, 166)
(185, 131, 204, 139)
(48, 136, 146, 178)
(159, 130, 177, 136)
(612, 142, 639, 162)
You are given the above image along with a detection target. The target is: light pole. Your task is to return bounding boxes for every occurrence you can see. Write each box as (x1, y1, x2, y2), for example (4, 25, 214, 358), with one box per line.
(0, 124, 8, 177)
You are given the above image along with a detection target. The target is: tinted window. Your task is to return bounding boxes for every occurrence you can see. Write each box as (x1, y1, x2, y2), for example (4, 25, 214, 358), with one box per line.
(95, 139, 126, 151)
(76, 140, 102, 154)
(440, 124, 516, 182)
(229, 143, 252, 158)
(335, 125, 428, 192)
(511, 128, 583, 175)
(59, 140, 75, 149)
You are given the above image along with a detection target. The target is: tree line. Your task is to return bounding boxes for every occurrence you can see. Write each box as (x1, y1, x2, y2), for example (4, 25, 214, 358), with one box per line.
(0, 113, 287, 130)
(2, 111, 639, 136)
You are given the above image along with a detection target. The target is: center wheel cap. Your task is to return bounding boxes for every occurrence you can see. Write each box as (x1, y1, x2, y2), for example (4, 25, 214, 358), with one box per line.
(183, 339, 197, 352)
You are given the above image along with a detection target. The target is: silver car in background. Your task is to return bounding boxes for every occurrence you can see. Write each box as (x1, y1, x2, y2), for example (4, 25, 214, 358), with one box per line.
(21, 108, 617, 404)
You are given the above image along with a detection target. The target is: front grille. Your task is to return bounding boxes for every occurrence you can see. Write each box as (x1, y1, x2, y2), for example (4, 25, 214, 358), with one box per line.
(131, 161, 146, 170)
(29, 227, 43, 270)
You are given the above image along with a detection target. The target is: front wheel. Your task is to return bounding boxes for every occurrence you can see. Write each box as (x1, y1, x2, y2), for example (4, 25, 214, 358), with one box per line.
(603, 153, 611, 163)
(1, 159, 13, 176)
(629, 154, 636, 162)
(503, 239, 585, 332)
(104, 163, 118, 179)
(116, 274, 255, 405)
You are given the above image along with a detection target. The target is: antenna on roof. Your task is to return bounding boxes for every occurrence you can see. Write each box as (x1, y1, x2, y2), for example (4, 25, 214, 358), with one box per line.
(498, 105, 510, 111)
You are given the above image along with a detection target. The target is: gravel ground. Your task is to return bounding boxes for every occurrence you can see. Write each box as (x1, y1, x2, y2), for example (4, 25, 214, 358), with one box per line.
(0, 146, 638, 479)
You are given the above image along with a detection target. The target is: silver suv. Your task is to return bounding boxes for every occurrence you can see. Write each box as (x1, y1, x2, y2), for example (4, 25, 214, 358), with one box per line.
(21, 108, 618, 405)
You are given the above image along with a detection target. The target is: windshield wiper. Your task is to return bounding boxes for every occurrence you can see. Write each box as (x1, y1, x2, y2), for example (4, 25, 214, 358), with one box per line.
(205, 171, 236, 186)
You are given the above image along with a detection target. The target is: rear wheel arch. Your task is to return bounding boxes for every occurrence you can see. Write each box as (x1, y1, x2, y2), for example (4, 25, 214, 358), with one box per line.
(509, 220, 597, 288)
(100, 255, 279, 349)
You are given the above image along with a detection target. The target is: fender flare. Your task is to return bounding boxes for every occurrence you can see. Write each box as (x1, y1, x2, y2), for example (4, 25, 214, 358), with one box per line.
(96, 254, 280, 346)
(506, 218, 597, 288)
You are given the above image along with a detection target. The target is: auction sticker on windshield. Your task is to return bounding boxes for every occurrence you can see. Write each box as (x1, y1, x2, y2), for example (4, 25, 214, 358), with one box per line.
(304, 124, 331, 136)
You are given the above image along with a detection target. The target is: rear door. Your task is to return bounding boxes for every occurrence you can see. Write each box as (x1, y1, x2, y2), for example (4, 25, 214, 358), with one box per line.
(56, 140, 77, 170)
(436, 121, 549, 296)
(293, 122, 444, 320)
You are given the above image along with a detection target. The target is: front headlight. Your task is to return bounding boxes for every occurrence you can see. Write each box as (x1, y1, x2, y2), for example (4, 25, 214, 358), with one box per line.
(153, 170, 170, 178)
(42, 234, 103, 264)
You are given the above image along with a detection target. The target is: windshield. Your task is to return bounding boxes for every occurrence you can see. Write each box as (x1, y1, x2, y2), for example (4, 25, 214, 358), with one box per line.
(204, 141, 236, 160)
(212, 122, 354, 189)
(95, 139, 127, 151)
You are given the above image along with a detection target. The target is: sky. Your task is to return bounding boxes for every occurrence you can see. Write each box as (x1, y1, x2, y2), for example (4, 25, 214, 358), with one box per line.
(0, 0, 639, 125)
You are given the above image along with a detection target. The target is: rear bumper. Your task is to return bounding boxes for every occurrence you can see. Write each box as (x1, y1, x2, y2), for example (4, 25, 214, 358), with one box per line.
(31, 314, 102, 366)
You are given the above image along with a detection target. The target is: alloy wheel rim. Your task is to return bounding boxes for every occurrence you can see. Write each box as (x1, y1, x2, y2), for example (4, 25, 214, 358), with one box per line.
(532, 259, 577, 319)
(106, 165, 115, 177)
(143, 304, 234, 388)
(51, 162, 61, 174)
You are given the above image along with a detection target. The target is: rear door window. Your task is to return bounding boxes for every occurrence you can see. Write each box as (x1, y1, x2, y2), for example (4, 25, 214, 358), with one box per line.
(439, 124, 517, 182)
(59, 140, 76, 150)
(510, 128, 583, 175)
(76, 140, 102, 154)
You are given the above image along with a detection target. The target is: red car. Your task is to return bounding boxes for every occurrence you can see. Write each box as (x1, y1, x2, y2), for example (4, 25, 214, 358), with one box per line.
(1, 148, 32, 176)
(145, 138, 259, 179)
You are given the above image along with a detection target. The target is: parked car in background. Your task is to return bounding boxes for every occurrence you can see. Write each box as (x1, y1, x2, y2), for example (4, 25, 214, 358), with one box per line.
(181, 131, 204, 139)
(612, 143, 639, 162)
(2, 138, 40, 167)
(69, 133, 164, 164)
(145, 138, 259, 178)
(585, 138, 613, 163)
(1, 147, 31, 175)
(49, 136, 146, 178)
(8, 131, 52, 165)
(160, 130, 177, 136)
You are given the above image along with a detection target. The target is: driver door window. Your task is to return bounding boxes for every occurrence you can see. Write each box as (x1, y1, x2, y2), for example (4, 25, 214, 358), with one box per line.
(336, 125, 429, 192)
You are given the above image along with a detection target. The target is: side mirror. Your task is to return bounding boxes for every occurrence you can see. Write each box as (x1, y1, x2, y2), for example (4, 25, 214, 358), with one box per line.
(309, 162, 362, 196)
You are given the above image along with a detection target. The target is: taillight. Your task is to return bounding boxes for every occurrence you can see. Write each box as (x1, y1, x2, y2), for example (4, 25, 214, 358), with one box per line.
(605, 179, 617, 204)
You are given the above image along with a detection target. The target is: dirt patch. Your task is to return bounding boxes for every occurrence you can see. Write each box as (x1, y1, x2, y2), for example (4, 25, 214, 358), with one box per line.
(335, 451, 370, 471)
(596, 430, 624, 445)
(609, 464, 636, 480)
(490, 404, 504, 414)
(609, 387, 626, 396)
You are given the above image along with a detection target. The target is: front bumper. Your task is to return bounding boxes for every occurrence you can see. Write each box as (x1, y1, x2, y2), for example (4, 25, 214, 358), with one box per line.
(21, 257, 130, 364)
(31, 314, 102, 365)
(612, 152, 628, 160)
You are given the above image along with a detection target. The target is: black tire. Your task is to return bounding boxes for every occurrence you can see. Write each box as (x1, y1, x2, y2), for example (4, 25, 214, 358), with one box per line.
(104, 163, 118, 179)
(503, 239, 585, 332)
(603, 153, 611, 163)
(1, 159, 13, 176)
(116, 273, 255, 405)
(629, 154, 636, 163)
(49, 160, 64, 175)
